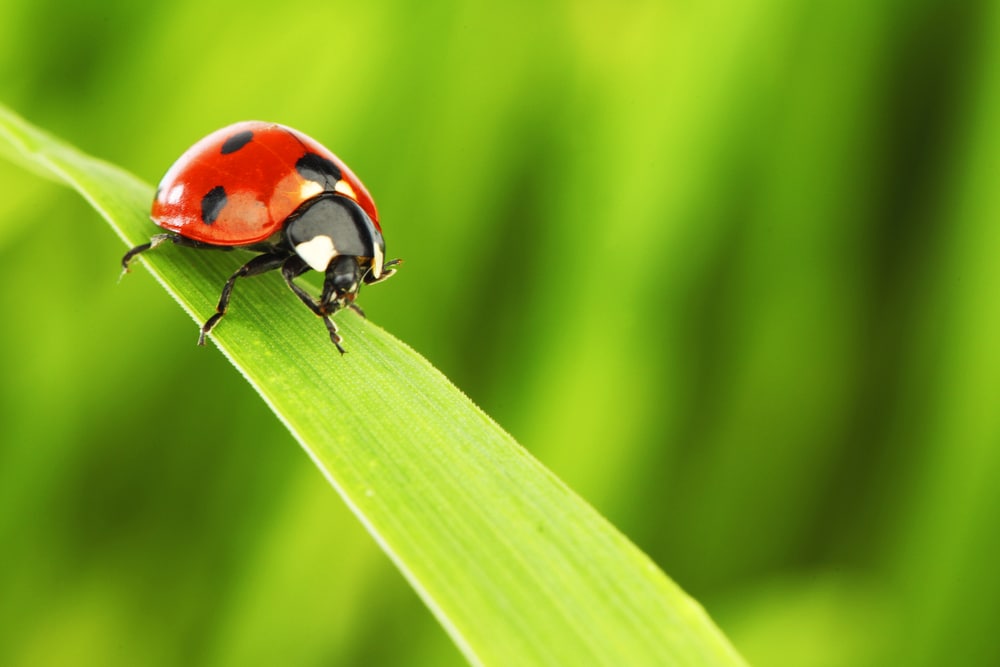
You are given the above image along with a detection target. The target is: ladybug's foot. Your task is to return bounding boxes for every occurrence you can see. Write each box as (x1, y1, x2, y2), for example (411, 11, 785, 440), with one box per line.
(119, 233, 176, 280)
(323, 316, 346, 355)
(198, 314, 223, 346)
(348, 302, 366, 318)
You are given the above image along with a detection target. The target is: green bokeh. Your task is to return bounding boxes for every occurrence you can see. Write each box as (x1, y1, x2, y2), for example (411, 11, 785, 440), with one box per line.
(2, 1, 999, 665)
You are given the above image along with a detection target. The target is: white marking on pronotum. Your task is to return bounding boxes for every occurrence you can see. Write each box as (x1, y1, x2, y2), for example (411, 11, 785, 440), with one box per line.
(295, 235, 338, 272)
(298, 179, 324, 201)
(371, 241, 385, 279)
(334, 180, 357, 200)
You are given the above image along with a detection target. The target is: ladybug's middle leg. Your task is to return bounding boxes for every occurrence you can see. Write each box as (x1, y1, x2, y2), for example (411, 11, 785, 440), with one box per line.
(199, 252, 288, 345)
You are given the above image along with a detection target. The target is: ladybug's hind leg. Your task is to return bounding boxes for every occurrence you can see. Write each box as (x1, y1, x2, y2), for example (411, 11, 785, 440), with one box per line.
(120, 233, 231, 277)
(199, 252, 288, 345)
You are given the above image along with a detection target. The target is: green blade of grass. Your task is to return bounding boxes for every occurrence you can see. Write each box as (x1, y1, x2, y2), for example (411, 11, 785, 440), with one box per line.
(0, 103, 745, 667)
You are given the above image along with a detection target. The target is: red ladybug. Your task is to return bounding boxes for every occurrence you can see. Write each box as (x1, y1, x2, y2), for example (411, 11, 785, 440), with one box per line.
(122, 121, 399, 353)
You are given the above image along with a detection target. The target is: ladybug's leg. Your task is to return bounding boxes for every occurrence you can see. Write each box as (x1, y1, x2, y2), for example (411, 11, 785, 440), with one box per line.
(120, 233, 229, 275)
(320, 316, 345, 355)
(346, 258, 401, 317)
(198, 252, 287, 345)
(280, 256, 346, 354)
(362, 258, 402, 286)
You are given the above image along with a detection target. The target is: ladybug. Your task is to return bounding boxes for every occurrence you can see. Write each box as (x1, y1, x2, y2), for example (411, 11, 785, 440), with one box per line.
(122, 121, 399, 353)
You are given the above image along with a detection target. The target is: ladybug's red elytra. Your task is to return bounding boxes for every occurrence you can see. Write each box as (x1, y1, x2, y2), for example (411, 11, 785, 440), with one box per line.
(122, 121, 399, 354)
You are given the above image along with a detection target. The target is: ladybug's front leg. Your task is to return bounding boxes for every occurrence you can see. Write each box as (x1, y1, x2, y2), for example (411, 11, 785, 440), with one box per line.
(363, 258, 402, 286)
(280, 256, 346, 354)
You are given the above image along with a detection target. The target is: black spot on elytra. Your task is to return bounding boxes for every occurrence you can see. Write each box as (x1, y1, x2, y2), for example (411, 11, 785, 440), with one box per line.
(296, 152, 341, 190)
(220, 130, 253, 154)
(201, 186, 227, 224)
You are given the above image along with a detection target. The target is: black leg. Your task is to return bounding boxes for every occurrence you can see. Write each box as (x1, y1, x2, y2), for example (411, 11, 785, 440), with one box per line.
(321, 316, 346, 355)
(199, 252, 288, 345)
(347, 259, 398, 318)
(279, 256, 321, 314)
(280, 256, 346, 354)
(120, 233, 231, 275)
(363, 258, 401, 285)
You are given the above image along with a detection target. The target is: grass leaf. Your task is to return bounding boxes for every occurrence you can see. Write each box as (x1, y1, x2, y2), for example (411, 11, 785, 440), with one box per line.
(0, 103, 746, 667)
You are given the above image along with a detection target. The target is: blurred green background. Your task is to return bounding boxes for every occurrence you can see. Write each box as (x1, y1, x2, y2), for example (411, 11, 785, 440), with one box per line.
(2, 0, 999, 665)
